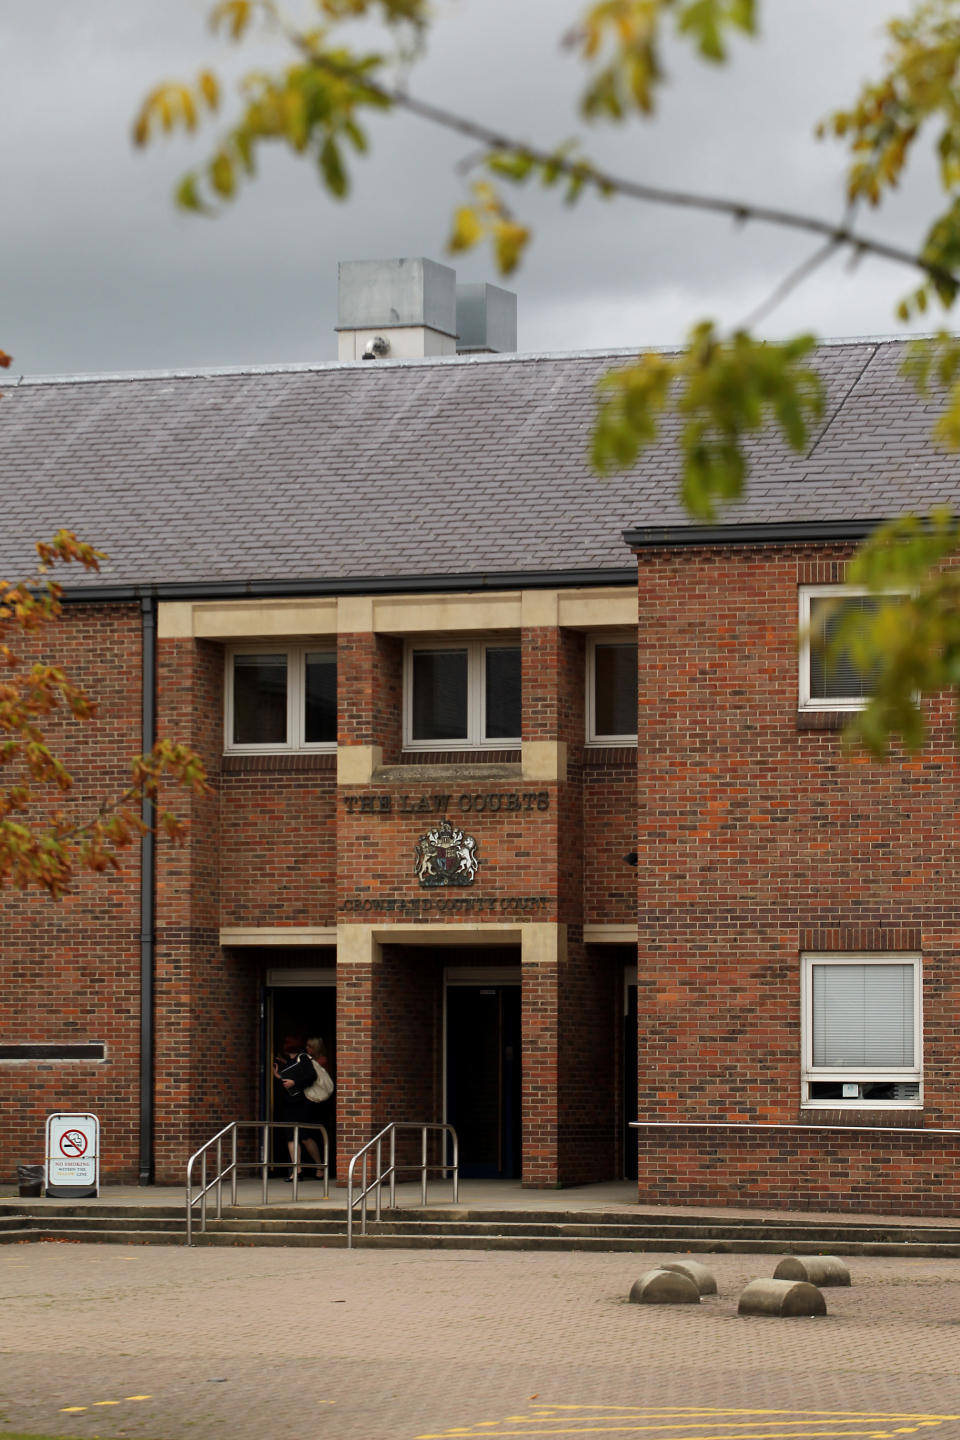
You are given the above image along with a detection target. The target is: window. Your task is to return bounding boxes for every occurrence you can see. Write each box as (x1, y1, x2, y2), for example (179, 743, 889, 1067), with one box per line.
(404, 639, 521, 749)
(0, 1043, 106, 1061)
(799, 587, 889, 710)
(225, 645, 336, 752)
(587, 636, 637, 744)
(801, 954, 922, 1107)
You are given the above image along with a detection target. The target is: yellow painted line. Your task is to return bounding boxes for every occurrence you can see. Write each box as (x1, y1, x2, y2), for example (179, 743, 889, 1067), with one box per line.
(417, 1416, 960, 1440)
(487, 1419, 960, 1429)
(484, 1427, 948, 1434)
(419, 1432, 958, 1440)
(59, 1407, 87, 1413)
(518, 1415, 960, 1422)
(93, 1399, 121, 1406)
(125, 1394, 153, 1400)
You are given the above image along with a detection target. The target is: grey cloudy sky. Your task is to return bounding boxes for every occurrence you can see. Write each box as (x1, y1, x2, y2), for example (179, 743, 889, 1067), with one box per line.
(1, 1, 945, 376)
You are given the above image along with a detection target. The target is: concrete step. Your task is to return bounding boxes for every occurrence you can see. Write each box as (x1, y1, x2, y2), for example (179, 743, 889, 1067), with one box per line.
(0, 1226, 185, 1246)
(0, 1226, 38, 1245)
(0, 1204, 185, 1221)
(8, 1200, 960, 1247)
(344, 1229, 960, 1257)
(6, 1201, 960, 1255)
(346, 1216, 960, 1243)
(192, 1229, 347, 1248)
(192, 1215, 960, 1248)
(186, 1229, 960, 1257)
(18, 1215, 186, 1234)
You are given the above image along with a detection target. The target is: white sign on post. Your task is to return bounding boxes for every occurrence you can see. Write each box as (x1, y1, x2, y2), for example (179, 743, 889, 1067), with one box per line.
(45, 1112, 100, 1198)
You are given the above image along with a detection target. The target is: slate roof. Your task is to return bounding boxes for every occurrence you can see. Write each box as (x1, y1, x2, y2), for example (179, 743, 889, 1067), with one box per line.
(0, 339, 957, 595)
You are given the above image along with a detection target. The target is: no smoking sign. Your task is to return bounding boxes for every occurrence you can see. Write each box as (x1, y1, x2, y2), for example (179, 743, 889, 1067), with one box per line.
(45, 1113, 99, 1197)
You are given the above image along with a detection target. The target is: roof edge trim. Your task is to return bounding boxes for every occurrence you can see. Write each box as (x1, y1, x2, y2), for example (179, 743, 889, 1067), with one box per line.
(6, 333, 919, 387)
(57, 566, 639, 605)
(623, 519, 885, 548)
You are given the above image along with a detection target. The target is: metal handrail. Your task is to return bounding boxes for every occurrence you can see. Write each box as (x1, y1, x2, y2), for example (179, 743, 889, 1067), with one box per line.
(346, 1122, 458, 1249)
(185, 1120, 329, 1246)
(630, 1119, 960, 1136)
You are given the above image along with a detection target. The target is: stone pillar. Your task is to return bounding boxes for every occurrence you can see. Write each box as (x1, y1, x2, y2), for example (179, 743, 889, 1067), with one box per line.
(335, 924, 380, 1178)
(521, 922, 563, 1186)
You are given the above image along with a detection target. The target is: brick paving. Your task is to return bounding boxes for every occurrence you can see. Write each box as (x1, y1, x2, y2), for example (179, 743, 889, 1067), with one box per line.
(4, 1245, 960, 1440)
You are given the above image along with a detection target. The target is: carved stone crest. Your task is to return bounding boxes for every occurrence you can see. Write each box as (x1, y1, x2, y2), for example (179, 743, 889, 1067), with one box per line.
(414, 819, 480, 888)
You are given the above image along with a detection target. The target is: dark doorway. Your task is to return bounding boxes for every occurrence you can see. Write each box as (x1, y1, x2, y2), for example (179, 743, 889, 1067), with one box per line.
(623, 980, 638, 1179)
(266, 984, 337, 1171)
(446, 984, 521, 1179)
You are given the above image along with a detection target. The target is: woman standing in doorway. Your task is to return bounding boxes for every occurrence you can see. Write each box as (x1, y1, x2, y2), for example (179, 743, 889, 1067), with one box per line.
(273, 1034, 325, 1181)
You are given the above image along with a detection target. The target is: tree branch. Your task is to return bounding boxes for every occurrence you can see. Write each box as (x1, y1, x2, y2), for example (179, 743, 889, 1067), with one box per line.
(294, 40, 959, 297)
(738, 236, 843, 330)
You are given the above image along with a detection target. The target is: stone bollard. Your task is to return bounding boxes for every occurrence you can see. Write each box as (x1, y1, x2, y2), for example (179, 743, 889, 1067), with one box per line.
(738, 1279, 826, 1317)
(660, 1260, 718, 1296)
(773, 1256, 851, 1287)
(629, 1269, 701, 1305)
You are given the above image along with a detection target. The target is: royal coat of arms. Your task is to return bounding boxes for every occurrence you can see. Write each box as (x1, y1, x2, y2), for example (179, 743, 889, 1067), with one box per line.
(414, 819, 480, 888)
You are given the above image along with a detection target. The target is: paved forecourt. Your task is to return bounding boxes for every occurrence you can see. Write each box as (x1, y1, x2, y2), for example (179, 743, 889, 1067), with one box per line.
(3, 1244, 960, 1440)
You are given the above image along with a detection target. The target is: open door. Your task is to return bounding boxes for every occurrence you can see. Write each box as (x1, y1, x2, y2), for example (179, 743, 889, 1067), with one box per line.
(265, 972, 337, 1172)
(446, 982, 521, 1179)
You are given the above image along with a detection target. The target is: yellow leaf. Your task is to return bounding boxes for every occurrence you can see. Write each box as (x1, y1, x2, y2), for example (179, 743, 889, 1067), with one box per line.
(209, 0, 252, 40)
(198, 69, 220, 111)
(179, 86, 198, 131)
(448, 205, 484, 254)
(210, 151, 235, 197)
(493, 219, 531, 275)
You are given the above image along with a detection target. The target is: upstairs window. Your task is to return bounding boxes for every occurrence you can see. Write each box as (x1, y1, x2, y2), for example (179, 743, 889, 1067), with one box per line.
(587, 636, 638, 744)
(801, 954, 921, 1107)
(226, 646, 336, 752)
(799, 588, 890, 710)
(404, 640, 521, 749)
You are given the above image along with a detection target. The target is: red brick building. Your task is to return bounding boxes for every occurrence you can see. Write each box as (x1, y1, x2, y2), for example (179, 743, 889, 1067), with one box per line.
(2, 265, 958, 1212)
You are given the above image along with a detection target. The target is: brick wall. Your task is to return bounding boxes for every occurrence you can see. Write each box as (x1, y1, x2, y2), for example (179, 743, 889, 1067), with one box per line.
(633, 543, 960, 1212)
(335, 944, 443, 1176)
(558, 931, 621, 1183)
(2, 606, 636, 1189)
(155, 638, 255, 1180)
(220, 759, 336, 926)
(583, 751, 637, 923)
(0, 604, 143, 1180)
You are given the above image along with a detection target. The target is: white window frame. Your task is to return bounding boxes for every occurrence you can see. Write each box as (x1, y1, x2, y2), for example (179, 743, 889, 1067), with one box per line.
(403, 637, 521, 751)
(224, 643, 337, 754)
(586, 632, 638, 746)
(801, 952, 922, 1109)
(798, 585, 902, 713)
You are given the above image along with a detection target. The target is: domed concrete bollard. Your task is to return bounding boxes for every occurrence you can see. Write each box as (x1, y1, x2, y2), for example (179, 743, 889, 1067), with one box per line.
(738, 1279, 827, 1317)
(773, 1256, 851, 1287)
(660, 1260, 718, 1296)
(629, 1269, 701, 1305)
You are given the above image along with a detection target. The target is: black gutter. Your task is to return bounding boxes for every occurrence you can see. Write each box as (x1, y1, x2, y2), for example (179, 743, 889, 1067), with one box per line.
(56, 565, 638, 605)
(623, 518, 886, 549)
(138, 597, 157, 1186)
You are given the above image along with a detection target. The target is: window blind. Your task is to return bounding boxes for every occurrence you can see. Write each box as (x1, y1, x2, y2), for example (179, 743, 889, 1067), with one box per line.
(809, 596, 883, 700)
(811, 963, 914, 1068)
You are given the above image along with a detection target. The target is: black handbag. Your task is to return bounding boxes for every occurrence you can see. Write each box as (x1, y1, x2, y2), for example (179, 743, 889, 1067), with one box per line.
(278, 1052, 315, 1098)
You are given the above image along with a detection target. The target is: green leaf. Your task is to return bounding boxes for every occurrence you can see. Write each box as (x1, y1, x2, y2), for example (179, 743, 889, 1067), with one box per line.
(175, 172, 205, 212)
(319, 135, 348, 197)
